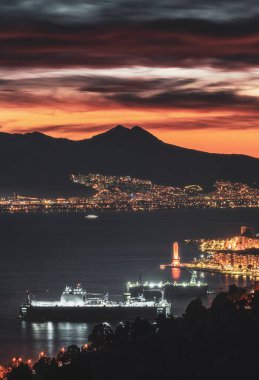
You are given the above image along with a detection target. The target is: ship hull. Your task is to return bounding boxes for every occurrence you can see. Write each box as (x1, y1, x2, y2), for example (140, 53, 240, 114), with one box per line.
(129, 285, 208, 299)
(164, 284, 208, 297)
(20, 305, 170, 322)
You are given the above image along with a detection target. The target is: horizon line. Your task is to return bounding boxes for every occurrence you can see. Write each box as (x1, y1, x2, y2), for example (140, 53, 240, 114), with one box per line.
(0, 125, 258, 159)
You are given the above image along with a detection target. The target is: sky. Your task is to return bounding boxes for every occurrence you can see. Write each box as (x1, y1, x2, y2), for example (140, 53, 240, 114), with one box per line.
(1, 0, 259, 157)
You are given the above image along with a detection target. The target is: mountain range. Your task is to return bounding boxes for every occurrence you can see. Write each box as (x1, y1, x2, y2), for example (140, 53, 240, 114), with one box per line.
(0, 125, 258, 197)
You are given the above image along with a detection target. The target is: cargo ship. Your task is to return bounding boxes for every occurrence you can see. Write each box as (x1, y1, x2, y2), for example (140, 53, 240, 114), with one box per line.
(20, 284, 171, 322)
(127, 273, 208, 300)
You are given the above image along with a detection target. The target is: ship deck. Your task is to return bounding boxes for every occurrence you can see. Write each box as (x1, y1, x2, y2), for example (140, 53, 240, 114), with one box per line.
(30, 301, 167, 308)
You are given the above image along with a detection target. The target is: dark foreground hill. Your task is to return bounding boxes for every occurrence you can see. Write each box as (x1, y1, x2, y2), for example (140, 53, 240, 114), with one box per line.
(0, 125, 258, 197)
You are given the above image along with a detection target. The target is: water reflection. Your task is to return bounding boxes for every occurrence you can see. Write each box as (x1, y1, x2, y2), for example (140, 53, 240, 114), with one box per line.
(171, 268, 180, 281)
(20, 321, 92, 359)
(0, 209, 257, 363)
(0, 271, 254, 364)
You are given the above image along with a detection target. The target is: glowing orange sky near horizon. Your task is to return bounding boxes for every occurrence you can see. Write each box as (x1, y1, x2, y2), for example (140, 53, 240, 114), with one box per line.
(2, 106, 259, 158)
(1, 6, 259, 160)
(1, 65, 259, 158)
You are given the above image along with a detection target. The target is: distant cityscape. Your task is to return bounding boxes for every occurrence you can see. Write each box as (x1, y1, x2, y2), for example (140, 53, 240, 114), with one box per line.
(166, 226, 259, 277)
(0, 173, 258, 213)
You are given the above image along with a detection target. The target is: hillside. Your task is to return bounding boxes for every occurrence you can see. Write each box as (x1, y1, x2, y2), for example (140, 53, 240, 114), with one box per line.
(0, 125, 258, 197)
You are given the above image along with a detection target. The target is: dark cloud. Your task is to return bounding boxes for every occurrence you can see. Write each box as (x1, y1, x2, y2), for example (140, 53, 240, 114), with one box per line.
(0, 90, 66, 108)
(0, 89, 111, 109)
(1, 12, 259, 69)
(9, 123, 112, 136)
(1, 74, 258, 116)
(107, 89, 259, 111)
(0, 74, 196, 95)
(0, 1, 258, 72)
(142, 115, 259, 131)
(1, 1, 259, 143)
(1, 1, 259, 23)
(79, 77, 197, 93)
(0, 76, 197, 93)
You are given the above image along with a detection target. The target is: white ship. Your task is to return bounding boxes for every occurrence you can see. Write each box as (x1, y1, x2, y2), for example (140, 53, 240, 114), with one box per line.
(85, 214, 98, 220)
(20, 285, 171, 321)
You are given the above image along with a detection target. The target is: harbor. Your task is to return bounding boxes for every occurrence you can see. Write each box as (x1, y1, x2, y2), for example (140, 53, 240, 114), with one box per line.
(161, 226, 259, 278)
(0, 210, 257, 364)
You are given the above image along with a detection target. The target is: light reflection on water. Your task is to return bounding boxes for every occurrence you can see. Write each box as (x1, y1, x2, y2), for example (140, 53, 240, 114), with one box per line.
(19, 321, 92, 360)
(0, 209, 258, 363)
(171, 268, 181, 281)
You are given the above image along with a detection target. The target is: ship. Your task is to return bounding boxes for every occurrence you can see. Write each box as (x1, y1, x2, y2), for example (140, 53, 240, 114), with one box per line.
(85, 214, 98, 220)
(19, 284, 171, 322)
(135, 241, 208, 298)
(127, 271, 208, 300)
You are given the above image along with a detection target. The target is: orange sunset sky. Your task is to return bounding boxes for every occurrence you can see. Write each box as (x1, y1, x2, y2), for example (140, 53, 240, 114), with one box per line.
(1, 1, 259, 157)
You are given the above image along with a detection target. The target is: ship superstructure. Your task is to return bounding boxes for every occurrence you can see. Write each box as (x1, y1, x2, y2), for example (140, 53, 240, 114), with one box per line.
(20, 284, 171, 321)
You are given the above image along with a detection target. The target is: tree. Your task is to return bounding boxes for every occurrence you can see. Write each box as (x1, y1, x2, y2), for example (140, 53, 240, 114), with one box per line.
(251, 290, 259, 315)
(210, 292, 235, 318)
(184, 297, 207, 324)
(7, 364, 33, 380)
(88, 322, 114, 350)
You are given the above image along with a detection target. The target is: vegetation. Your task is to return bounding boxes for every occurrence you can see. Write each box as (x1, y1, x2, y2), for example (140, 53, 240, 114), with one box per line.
(3, 288, 259, 380)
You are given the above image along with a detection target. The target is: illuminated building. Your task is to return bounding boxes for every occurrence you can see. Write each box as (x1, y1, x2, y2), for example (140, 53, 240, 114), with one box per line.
(0, 175, 258, 213)
(198, 228, 259, 253)
(204, 252, 259, 272)
(172, 242, 180, 266)
(183, 227, 259, 276)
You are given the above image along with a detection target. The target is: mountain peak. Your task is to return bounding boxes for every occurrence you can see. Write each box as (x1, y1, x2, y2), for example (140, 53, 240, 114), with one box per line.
(96, 125, 129, 140)
(24, 131, 55, 141)
(113, 125, 128, 131)
(131, 125, 147, 135)
(90, 125, 162, 145)
(130, 125, 161, 142)
(0, 125, 258, 196)
(26, 131, 45, 136)
(131, 125, 144, 131)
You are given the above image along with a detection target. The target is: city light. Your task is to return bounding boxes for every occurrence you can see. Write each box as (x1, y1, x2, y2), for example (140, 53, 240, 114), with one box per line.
(180, 227, 259, 276)
(0, 175, 258, 213)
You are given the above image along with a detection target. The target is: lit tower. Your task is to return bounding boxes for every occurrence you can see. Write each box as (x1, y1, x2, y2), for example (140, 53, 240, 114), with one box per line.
(172, 242, 180, 266)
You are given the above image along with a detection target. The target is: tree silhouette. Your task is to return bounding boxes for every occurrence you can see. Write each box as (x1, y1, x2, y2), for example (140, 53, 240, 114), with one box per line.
(7, 363, 33, 380)
(88, 322, 114, 350)
(5, 290, 259, 380)
(184, 297, 207, 324)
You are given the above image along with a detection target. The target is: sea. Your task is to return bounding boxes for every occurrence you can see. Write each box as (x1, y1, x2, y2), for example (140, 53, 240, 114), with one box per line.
(0, 208, 258, 364)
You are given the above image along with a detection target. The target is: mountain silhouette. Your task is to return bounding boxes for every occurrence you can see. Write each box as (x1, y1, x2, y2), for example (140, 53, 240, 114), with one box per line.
(0, 125, 258, 197)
